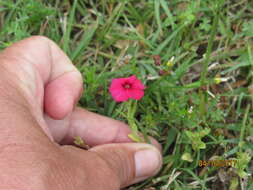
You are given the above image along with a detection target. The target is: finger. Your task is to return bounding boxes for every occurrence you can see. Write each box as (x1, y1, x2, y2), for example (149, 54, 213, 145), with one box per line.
(89, 143, 162, 188)
(62, 143, 162, 189)
(0, 36, 83, 120)
(45, 107, 162, 151)
(45, 107, 132, 146)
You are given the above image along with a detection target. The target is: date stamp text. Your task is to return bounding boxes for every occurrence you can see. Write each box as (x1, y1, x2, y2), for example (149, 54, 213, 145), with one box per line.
(198, 160, 237, 167)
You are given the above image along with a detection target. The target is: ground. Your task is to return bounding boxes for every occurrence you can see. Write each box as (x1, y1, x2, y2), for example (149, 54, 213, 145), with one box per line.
(0, 0, 253, 189)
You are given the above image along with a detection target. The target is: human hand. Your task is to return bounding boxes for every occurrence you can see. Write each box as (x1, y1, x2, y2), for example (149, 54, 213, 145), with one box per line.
(0, 36, 162, 190)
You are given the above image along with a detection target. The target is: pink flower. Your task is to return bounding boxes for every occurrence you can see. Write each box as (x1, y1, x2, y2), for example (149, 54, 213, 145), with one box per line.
(109, 75, 145, 102)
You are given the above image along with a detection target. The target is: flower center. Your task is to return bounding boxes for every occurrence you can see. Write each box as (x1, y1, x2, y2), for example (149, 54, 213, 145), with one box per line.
(123, 83, 131, 89)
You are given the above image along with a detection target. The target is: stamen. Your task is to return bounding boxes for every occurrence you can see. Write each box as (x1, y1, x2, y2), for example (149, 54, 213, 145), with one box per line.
(123, 83, 131, 89)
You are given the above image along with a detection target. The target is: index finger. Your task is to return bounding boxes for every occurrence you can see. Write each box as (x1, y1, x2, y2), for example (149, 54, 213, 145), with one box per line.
(0, 36, 83, 120)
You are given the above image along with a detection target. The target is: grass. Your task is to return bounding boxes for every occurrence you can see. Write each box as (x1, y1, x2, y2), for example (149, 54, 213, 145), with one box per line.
(1, 0, 253, 189)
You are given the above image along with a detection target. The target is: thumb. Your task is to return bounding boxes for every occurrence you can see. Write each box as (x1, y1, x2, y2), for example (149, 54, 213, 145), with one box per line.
(89, 143, 162, 188)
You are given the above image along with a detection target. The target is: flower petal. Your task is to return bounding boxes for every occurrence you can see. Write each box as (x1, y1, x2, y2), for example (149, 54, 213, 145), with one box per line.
(127, 89, 144, 100)
(109, 78, 125, 89)
(132, 79, 145, 90)
(110, 89, 129, 102)
(127, 75, 137, 83)
(109, 75, 145, 102)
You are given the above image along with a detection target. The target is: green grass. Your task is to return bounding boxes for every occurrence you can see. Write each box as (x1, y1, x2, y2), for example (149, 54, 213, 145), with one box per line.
(1, 0, 253, 189)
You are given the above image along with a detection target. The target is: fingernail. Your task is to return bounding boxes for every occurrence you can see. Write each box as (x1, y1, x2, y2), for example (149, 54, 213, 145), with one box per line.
(134, 147, 162, 178)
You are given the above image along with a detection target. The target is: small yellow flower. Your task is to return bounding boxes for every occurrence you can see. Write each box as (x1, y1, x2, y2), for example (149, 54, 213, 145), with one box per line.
(214, 77, 230, 84)
(166, 56, 175, 67)
(214, 77, 222, 84)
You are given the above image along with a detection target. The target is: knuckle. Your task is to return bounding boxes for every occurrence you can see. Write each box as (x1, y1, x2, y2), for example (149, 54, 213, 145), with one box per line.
(28, 35, 56, 51)
(30, 35, 52, 43)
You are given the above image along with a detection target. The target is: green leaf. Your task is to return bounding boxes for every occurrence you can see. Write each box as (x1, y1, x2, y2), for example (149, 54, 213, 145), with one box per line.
(71, 22, 98, 61)
(63, 0, 78, 53)
(235, 152, 251, 178)
(181, 152, 193, 162)
(159, 0, 175, 29)
(242, 20, 253, 37)
(185, 128, 210, 151)
(74, 136, 89, 149)
(128, 133, 142, 143)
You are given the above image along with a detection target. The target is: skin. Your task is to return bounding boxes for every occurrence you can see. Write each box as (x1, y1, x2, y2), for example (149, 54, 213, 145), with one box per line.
(0, 36, 162, 190)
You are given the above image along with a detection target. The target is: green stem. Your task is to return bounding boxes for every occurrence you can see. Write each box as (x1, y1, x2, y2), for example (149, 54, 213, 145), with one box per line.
(199, 2, 222, 118)
(239, 104, 250, 151)
(199, 12, 219, 85)
(126, 100, 142, 142)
